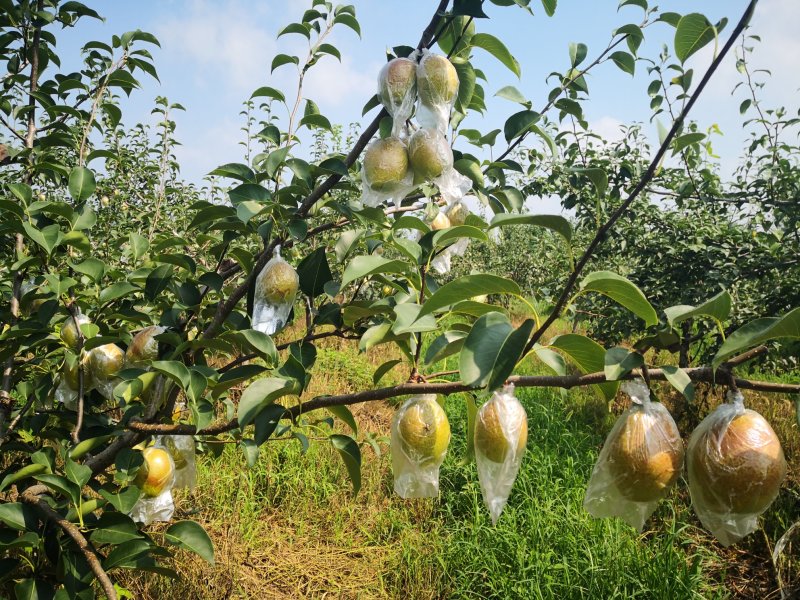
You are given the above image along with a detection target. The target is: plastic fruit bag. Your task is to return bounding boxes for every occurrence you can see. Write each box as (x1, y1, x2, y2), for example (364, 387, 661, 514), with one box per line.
(475, 385, 528, 524)
(129, 445, 176, 525)
(431, 199, 472, 274)
(85, 343, 124, 401)
(252, 246, 299, 335)
(55, 358, 84, 410)
(158, 434, 197, 490)
(687, 390, 787, 546)
(360, 136, 415, 207)
(407, 128, 470, 205)
(378, 55, 418, 137)
(416, 50, 459, 133)
(391, 394, 451, 498)
(584, 380, 684, 531)
(126, 325, 165, 367)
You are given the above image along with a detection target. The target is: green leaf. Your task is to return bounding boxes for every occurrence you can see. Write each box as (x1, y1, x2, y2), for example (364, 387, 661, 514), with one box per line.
(144, 264, 173, 300)
(471, 33, 521, 77)
(297, 248, 332, 298)
(0, 503, 36, 531)
(392, 304, 437, 335)
(69, 258, 105, 282)
(603, 346, 644, 381)
(672, 132, 706, 154)
(209, 163, 255, 182)
(236, 330, 278, 366)
(103, 540, 151, 570)
(570, 167, 608, 197)
(237, 377, 297, 428)
(129, 232, 149, 261)
(569, 42, 587, 67)
(98, 486, 141, 514)
(503, 110, 540, 142)
(23, 223, 62, 256)
(327, 405, 358, 435)
(340, 256, 409, 288)
(69, 434, 114, 460)
(65, 459, 91, 487)
(333, 13, 361, 37)
(431, 225, 488, 249)
(550, 334, 618, 400)
(609, 50, 635, 75)
(712, 308, 800, 368)
(541, 0, 557, 16)
(461, 394, 478, 466)
(271, 53, 299, 72)
(0, 464, 48, 492)
(488, 213, 572, 242)
(34, 474, 80, 505)
(418, 274, 521, 318)
(425, 331, 467, 365)
(250, 86, 286, 103)
(150, 360, 190, 390)
(674, 13, 716, 63)
(534, 346, 566, 376)
(68, 167, 96, 202)
(487, 318, 536, 391)
(579, 271, 658, 327)
(661, 365, 695, 402)
(254, 403, 286, 445)
(664, 290, 731, 326)
(494, 85, 529, 106)
(99, 282, 137, 304)
(459, 312, 512, 388)
(165, 521, 214, 565)
(373, 359, 402, 385)
(89, 513, 143, 546)
(14, 578, 53, 600)
(329, 434, 361, 495)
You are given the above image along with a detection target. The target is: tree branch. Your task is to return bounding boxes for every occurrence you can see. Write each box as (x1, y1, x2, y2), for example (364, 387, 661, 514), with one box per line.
(20, 491, 117, 600)
(524, 0, 758, 354)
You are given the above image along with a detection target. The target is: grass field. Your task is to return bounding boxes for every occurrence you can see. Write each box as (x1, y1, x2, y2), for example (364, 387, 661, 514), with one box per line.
(120, 333, 799, 599)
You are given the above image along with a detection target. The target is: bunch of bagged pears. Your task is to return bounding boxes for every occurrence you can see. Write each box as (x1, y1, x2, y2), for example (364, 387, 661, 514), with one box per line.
(392, 385, 528, 525)
(584, 381, 787, 546)
(56, 314, 197, 525)
(363, 50, 474, 274)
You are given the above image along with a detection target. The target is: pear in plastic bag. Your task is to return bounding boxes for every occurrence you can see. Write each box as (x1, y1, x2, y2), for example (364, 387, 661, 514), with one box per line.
(584, 380, 684, 530)
(377, 56, 418, 137)
(129, 445, 176, 525)
(687, 390, 786, 546)
(392, 394, 451, 498)
(474, 385, 528, 524)
(360, 136, 415, 207)
(416, 50, 459, 133)
(252, 246, 299, 335)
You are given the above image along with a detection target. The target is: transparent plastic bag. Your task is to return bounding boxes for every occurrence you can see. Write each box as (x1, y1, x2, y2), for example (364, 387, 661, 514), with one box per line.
(416, 49, 459, 133)
(85, 343, 124, 401)
(360, 136, 415, 208)
(252, 246, 298, 335)
(687, 390, 787, 546)
(377, 55, 418, 137)
(391, 394, 451, 498)
(474, 385, 528, 524)
(430, 200, 472, 274)
(158, 434, 197, 490)
(407, 128, 470, 205)
(126, 325, 166, 368)
(129, 444, 176, 526)
(584, 380, 684, 531)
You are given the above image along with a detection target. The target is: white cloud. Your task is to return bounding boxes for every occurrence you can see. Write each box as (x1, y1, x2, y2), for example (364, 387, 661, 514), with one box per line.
(304, 54, 380, 109)
(155, 0, 276, 93)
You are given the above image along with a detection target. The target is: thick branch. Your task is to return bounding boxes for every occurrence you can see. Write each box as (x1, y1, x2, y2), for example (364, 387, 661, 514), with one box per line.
(20, 491, 117, 600)
(524, 0, 757, 354)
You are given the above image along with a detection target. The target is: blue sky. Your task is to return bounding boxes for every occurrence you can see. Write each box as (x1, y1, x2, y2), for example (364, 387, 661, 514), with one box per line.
(53, 0, 798, 204)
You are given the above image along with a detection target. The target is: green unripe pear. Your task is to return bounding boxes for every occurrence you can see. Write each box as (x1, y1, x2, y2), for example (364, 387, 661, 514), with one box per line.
(363, 136, 410, 192)
(408, 128, 452, 182)
(417, 53, 459, 108)
(378, 57, 417, 112)
(60, 314, 92, 351)
(260, 260, 299, 305)
(87, 343, 125, 381)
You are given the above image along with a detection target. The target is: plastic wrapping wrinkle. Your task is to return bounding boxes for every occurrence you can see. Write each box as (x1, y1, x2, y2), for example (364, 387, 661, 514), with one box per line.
(416, 50, 459, 133)
(360, 136, 415, 208)
(378, 55, 418, 138)
(158, 434, 197, 490)
(584, 380, 684, 531)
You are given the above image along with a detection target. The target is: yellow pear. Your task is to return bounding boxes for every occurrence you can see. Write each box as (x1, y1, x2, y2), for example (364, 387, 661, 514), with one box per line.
(688, 410, 786, 514)
(87, 344, 125, 382)
(397, 395, 450, 464)
(475, 394, 528, 463)
(446, 201, 470, 226)
(126, 325, 165, 366)
(134, 447, 175, 497)
(608, 410, 683, 502)
(378, 57, 417, 111)
(431, 211, 451, 231)
(408, 128, 452, 182)
(259, 259, 299, 305)
(363, 137, 410, 192)
(417, 53, 459, 108)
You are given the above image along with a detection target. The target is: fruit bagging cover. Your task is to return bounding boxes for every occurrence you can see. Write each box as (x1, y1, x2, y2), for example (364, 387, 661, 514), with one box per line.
(407, 127, 471, 207)
(431, 199, 472, 274)
(158, 434, 197, 490)
(377, 55, 418, 138)
(583, 380, 684, 531)
(391, 394, 451, 498)
(474, 385, 528, 524)
(86, 343, 124, 401)
(416, 49, 459, 134)
(360, 136, 415, 208)
(128, 444, 176, 526)
(687, 390, 787, 546)
(252, 245, 298, 335)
